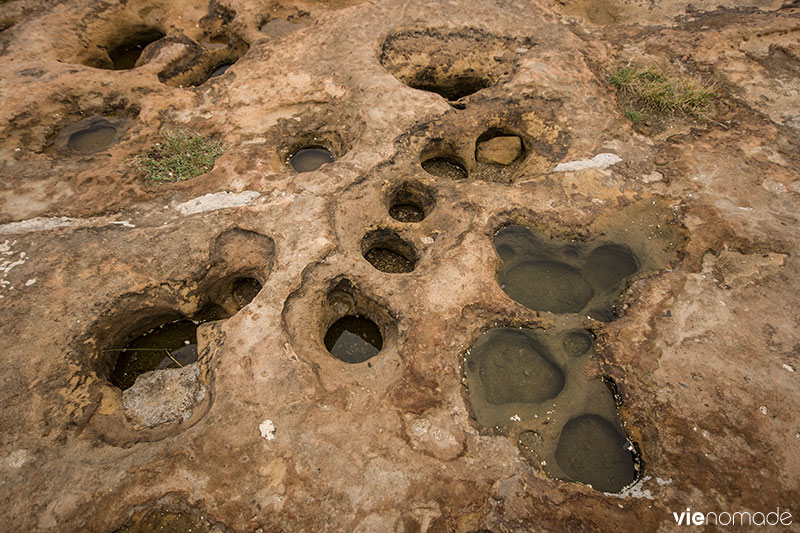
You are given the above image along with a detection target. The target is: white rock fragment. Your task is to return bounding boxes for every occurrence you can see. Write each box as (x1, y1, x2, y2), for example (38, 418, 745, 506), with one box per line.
(783, 364, 795, 372)
(759, 406, 768, 415)
(176, 191, 261, 215)
(25, 279, 36, 286)
(553, 153, 622, 172)
(7, 449, 29, 468)
(259, 419, 276, 441)
(510, 414, 521, 422)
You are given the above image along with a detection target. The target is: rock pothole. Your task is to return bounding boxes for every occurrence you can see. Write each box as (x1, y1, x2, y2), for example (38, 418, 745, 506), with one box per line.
(289, 145, 335, 172)
(89, 27, 166, 70)
(361, 229, 417, 273)
(386, 180, 435, 223)
(494, 225, 640, 320)
(317, 279, 394, 365)
(463, 325, 640, 493)
(54, 113, 134, 155)
(324, 314, 383, 363)
(380, 28, 529, 105)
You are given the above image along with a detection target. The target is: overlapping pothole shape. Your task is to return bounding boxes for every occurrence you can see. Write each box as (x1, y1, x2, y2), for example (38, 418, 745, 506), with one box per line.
(494, 225, 639, 320)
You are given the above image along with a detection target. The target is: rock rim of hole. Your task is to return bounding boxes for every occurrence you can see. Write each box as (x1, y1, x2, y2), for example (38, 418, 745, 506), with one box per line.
(122, 363, 206, 429)
(476, 136, 522, 165)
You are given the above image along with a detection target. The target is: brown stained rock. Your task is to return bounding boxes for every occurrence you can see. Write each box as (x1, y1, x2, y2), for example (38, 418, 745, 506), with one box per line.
(0, 0, 799, 531)
(475, 135, 522, 165)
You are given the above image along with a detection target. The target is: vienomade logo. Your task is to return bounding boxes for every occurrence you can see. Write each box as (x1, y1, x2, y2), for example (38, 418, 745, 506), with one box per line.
(672, 508, 793, 527)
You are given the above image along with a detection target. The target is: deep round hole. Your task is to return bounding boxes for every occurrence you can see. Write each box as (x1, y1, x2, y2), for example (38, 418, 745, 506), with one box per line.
(107, 305, 230, 390)
(421, 156, 467, 180)
(389, 202, 424, 223)
(231, 277, 262, 309)
(361, 230, 417, 273)
(289, 145, 334, 173)
(324, 315, 383, 363)
(108, 29, 165, 70)
(109, 318, 199, 390)
(387, 181, 435, 223)
(67, 122, 118, 153)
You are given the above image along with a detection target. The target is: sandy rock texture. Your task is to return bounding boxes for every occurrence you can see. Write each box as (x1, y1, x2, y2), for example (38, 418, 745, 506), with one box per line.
(0, 0, 799, 531)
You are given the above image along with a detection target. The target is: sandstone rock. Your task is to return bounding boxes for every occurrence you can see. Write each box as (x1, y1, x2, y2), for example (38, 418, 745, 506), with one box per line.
(476, 135, 522, 165)
(122, 364, 206, 428)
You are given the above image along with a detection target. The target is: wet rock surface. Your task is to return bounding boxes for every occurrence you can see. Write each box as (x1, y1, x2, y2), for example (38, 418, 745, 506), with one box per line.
(0, 0, 799, 531)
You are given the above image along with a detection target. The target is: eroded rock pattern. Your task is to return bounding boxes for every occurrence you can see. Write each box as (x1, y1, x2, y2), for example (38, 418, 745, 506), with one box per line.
(0, 0, 799, 531)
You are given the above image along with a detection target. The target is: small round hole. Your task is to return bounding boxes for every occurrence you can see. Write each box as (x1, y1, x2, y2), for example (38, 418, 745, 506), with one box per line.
(421, 156, 467, 180)
(289, 146, 335, 173)
(67, 122, 118, 153)
(324, 315, 383, 363)
(361, 230, 417, 273)
(387, 181, 435, 223)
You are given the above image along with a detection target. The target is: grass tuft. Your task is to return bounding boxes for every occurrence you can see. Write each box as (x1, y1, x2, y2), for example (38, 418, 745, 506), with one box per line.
(610, 66, 715, 120)
(130, 128, 223, 182)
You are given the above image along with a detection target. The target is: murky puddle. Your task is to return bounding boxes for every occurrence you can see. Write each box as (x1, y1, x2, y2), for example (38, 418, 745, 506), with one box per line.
(324, 315, 383, 363)
(289, 146, 334, 172)
(495, 225, 639, 321)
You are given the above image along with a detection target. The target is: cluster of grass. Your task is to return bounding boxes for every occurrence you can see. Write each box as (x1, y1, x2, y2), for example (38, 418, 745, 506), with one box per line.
(609, 66, 715, 121)
(130, 128, 223, 182)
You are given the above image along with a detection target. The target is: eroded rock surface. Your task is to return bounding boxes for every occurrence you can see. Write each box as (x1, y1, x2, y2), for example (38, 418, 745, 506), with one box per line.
(0, 0, 799, 531)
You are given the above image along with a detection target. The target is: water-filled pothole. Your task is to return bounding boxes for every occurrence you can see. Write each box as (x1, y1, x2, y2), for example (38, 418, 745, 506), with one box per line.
(463, 326, 640, 493)
(494, 226, 640, 320)
(56, 114, 132, 154)
(107, 28, 166, 70)
(324, 315, 383, 363)
(469, 328, 565, 405)
(421, 156, 467, 180)
(108, 305, 229, 390)
(555, 414, 637, 493)
(289, 146, 335, 172)
(361, 230, 417, 273)
(387, 181, 434, 223)
(67, 120, 118, 153)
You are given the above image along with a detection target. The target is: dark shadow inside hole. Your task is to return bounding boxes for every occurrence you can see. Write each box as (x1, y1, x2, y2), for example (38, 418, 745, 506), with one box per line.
(108, 29, 165, 70)
(208, 62, 233, 78)
(421, 156, 467, 180)
(324, 315, 383, 363)
(410, 74, 492, 101)
(67, 122, 118, 153)
(389, 202, 424, 223)
(231, 277, 262, 309)
(289, 145, 334, 172)
(362, 231, 417, 273)
(388, 182, 433, 223)
(108, 304, 229, 390)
